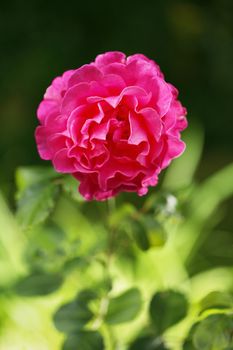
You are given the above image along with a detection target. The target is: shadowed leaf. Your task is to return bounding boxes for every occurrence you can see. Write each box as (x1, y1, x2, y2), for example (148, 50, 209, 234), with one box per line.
(150, 290, 188, 334)
(63, 331, 104, 350)
(14, 272, 63, 296)
(105, 287, 142, 325)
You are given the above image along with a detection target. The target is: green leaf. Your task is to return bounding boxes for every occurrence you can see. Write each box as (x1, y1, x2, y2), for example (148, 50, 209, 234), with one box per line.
(182, 323, 199, 350)
(24, 223, 67, 272)
(77, 289, 98, 302)
(62, 175, 84, 202)
(179, 162, 233, 263)
(14, 272, 63, 296)
(131, 219, 150, 251)
(130, 217, 167, 251)
(143, 217, 167, 247)
(16, 166, 59, 199)
(193, 314, 233, 350)
(63, 257, 89, 274)
(105, 287, 142, 325)
(54, 301, 93, 333)
(199, 291, 233, 314)
(63, 331, 104, 350)
(53, 290, 96, 333)
(190, 163, 233, 223)
(150, 290, 188, 334)
(129, 335, 169, 350)
(162, 120, 204, 190)
(108, 203, 136, 228)
(16, 182, 59, 229)
(0, 192, 26, 279)
(182, 339, 196, 350)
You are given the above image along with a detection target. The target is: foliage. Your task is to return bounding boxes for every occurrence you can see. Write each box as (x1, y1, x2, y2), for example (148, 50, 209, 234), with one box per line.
(0, 126, 233, 349)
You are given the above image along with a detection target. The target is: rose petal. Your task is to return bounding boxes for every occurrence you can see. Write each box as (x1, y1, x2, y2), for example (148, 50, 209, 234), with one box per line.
(35, 126, 52, 160)
(35, 51, 187, 200)
(53, 148, 76, 172)
(95, 51, 126, 67)
(68, 65, 102, 87)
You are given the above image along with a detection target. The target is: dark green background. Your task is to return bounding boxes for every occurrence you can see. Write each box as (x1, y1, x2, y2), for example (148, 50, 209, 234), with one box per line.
(0, 0, 233, 194)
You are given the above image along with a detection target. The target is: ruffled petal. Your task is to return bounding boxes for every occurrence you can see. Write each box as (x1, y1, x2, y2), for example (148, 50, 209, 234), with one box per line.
(95, 51, 126, 67)
(35, 126, 52, 160)
(52, 149, 76, 172)
(161, 136, 186, 169)
(35, 51, 187, 200)
(37, 100, 59, 123)
(68, 65, 102, 87)
(44, 70, 74, 100)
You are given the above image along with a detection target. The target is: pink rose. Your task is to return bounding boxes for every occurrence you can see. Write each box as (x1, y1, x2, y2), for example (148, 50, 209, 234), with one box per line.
(35, 51, 187, 200)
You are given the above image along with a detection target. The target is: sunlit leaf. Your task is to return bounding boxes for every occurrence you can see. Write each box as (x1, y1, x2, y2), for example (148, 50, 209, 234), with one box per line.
(105, 287, 142, 325)
(16, 166, 59, 199)
(190, 163, 233, 222)
(0, 193, 26, 279)
(199, 291, 233, 314)
(162, 121, 204, 190)
(130, 216, 166, 251)
(180, 162, 233, 263)
(150, 290, 188, 334)
(16, 182, 59, 229)
(143, 217, 167, 248)
(62, 175, 84, 202)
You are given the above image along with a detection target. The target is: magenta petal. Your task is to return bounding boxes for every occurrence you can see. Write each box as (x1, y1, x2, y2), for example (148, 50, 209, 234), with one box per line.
(128, 112, 147, 145)
(37, 100, 59, 123)
(44, 70, 74, 100)
(68, 65, 102, 87)
(149, 77, 173, 116)
(95, 51, 126, 67)
(61, 83, 91, 114)
(100, 74, 126, 94)
(35, 51, 187, 200)
(139, 107, 162, 141)
(106, 86, 151, 108)
(162, 136, 186, 169)
(47, 134, 67, 154)
(52, 149, 76, 172)
(44, 77, 64, 100)
(89, 122, 109, 141)
(176, 114, 188, 132)
(35, 126, 52, 160)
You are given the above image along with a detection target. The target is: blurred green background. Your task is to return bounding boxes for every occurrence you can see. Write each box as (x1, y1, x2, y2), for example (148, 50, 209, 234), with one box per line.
(1, 0, 233, 192)
(0, 1, 233, 349)
(1, 0, 232, 264)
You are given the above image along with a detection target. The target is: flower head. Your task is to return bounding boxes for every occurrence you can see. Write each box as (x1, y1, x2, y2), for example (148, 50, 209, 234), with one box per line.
(35, 51, 187, 200)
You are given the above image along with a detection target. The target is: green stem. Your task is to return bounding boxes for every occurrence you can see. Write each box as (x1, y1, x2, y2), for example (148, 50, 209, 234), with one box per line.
(107, 197, 116, 214)
(101, 323, 117, 350)
(106, 197, 117, 259)
(102, 198, 117, 350)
